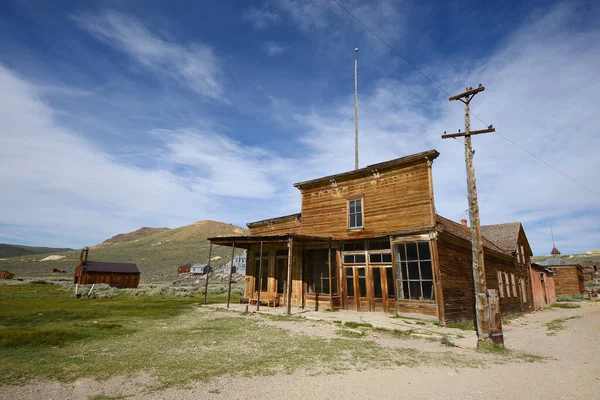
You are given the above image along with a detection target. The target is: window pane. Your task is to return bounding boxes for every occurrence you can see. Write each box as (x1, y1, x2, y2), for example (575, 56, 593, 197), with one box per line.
(369, 253, 381, 263)
(349, 214, 356, 228)
(382, 253, 392, 263)
(386, 268, 395, 298)
(346, 268, 354, 296)
(349, 201, 355, 213)
(409, 281, 421, 300)
(408, 262, 419, 279)
(402, 280, 409, 299)
(401, 262, 408, 280)
(358, 268, 366, 297)
(373, 268, 382, 298)
(418, 242, 431, 260)
(355, 254, 366, 263)
(344, 254, 354, 264)
(356, 214, 362, 227)
(396, 244, 406, 261)
(322, 278, 330, 294)
(406, 243, 418, 261)
(355, 199, 362, 212)
(419, 261, 433, 280)
(421, 281, 434, 300)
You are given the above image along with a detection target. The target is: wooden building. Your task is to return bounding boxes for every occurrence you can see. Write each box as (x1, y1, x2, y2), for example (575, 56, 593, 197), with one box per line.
(177, 264, 192, 274)
(209, 150, 529, 325)
(0, 270, 15, 280)
(529, 263, 557, 310)
(537, 257, 585, 296)
(480, 222, 536, 311)
(73, 247, 140, 288)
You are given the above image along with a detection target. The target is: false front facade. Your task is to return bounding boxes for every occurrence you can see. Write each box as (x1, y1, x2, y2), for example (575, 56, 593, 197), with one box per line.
(209, 150, 529, 325)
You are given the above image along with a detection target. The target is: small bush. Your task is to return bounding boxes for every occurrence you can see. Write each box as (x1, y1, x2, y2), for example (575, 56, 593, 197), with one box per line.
(556, 295, 587, 302)
(440, 335, 456, 347)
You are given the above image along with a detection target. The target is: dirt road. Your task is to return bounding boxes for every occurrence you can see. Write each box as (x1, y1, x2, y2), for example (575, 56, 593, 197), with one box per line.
(2, 303, 598, 400)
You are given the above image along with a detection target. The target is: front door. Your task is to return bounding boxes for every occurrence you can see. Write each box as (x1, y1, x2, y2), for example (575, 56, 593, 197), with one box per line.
(344, 266, 368, 311)
(345, 265, 394, 312)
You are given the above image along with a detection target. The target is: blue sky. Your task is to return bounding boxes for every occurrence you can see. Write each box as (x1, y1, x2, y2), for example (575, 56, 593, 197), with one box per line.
(0, 0, 598, 255)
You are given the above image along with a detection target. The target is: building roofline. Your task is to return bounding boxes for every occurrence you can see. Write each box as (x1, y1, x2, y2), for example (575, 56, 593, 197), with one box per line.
(293, 150, 440, 190)
(246, 212, 301, 228)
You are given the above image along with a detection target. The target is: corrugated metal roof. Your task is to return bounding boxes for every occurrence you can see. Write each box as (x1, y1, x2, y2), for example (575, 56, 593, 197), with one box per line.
(82, 261, 140, 274)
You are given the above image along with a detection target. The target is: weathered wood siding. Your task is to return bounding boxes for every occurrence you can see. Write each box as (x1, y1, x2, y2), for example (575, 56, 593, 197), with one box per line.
(77, 272, 140, 288)
(299, 164, 434, 240)
(436, 233, 526, 324)
(530, 268, 557, 310)
(248, 219, 302, 236)
(553, 267, 585, 295)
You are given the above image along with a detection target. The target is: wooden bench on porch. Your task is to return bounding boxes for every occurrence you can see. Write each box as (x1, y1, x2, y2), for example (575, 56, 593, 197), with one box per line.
(248, 293, 282, 307)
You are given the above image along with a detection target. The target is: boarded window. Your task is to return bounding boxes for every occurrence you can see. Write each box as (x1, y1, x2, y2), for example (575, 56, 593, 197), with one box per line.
(394, 241, 434, 301)
(348, 198, 363, 229)
(520, 278, 527, 303)
(520, 245, 526, 264)
(511, 273, 517, 297)
(504, 272, 511, 297)
(306, 249, 338, 295)
(497, 271, 504, 298)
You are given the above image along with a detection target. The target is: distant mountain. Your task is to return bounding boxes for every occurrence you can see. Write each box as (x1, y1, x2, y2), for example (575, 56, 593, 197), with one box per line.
(0, 244, 73, 258)
(0, 220, 247, 281)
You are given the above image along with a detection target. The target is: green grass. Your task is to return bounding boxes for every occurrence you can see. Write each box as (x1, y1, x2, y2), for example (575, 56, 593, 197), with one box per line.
(550, 302, 581, 309)
(544, 316, 581, 335)
(446, 321, 476, 331)
(556, 295, 587, 302)
(440, 335, 456, 347)
(1, 284, 486, 388)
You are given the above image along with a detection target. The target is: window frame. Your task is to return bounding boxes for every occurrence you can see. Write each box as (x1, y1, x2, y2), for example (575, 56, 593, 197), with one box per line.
(347, 197, 364, 230)
(393, 241, 435, 302)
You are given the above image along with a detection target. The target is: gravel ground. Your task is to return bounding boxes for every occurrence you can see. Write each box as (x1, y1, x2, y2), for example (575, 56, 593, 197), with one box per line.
(1, 302, 598, 400)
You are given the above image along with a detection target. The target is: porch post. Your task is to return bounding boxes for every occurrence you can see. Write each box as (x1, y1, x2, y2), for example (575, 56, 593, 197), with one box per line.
(328, 239, 333, 308)
(203, 241, 213, 305)
(286, 236, 294, 315)
(257, 241, 263, 311)
(226, 241, 235, 308)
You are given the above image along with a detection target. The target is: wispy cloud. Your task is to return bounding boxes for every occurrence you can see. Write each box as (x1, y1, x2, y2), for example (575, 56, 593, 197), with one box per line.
(261, 41, 287, 56)
(73, 10, 225, 101)
(242, 6, 281, 29)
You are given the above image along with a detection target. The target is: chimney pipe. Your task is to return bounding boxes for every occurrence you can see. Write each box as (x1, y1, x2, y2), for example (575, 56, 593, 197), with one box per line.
(461, 219, 468, 227)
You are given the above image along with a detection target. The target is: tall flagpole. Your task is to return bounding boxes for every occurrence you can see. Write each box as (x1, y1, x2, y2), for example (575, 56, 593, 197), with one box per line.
(354, 47, 359, 170)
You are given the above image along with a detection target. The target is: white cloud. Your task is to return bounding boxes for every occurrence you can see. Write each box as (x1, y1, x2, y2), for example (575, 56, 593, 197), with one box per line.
(262, 41, 287, 56)
(0, 65, 285, 247)
(242, 7, 281, 29)
(73, 10, 225, 101)
(269, 3, 600, 255)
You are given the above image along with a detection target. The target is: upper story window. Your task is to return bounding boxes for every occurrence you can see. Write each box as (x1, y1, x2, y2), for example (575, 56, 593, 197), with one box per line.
(348, 198, 363, 229)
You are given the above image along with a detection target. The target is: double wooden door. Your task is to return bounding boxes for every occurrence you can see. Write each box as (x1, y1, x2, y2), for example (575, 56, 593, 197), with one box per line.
(344, 265, 394, 312)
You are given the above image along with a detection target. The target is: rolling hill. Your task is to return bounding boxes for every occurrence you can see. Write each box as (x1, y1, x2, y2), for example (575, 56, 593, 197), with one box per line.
(0, 220, 247, 282)
(0, 244, 73, 258)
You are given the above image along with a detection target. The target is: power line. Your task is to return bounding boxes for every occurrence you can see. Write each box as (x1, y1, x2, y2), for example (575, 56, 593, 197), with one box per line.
(332, 0, 600, 198)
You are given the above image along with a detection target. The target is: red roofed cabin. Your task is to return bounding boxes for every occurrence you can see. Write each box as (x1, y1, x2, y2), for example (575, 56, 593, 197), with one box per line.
(0, 270, 15, 280)
(74, 247, 140, 288)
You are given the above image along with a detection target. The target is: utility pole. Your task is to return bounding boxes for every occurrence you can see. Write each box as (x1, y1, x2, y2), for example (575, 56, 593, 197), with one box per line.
(442, 85, 496, 342)
(354, 47, 359, 170)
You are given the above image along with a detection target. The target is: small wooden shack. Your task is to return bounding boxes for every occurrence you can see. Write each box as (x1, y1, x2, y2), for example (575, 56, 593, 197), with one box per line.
(73, 247, 140, 288)
(529, 263, 557, 310)
(0, 270, 15, 280)
(537, 257, 585, 296)
(177, 264, 192, 274)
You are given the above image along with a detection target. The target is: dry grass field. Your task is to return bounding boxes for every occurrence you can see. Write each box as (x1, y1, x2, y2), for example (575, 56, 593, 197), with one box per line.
(1, 281, 598, 400)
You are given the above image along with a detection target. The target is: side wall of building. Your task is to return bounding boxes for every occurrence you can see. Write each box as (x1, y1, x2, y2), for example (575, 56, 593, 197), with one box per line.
(436, 233, 527, 324)
(78, 272, 140, 288)
(554, 267, 585, 295)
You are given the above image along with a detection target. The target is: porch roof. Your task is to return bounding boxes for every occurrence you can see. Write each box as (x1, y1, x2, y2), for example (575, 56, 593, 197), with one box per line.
(208, 233, 332, 248)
